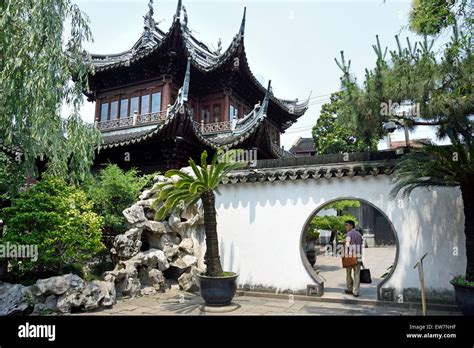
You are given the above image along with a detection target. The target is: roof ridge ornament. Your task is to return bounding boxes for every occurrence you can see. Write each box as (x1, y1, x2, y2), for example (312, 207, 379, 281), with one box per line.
(182, 5, 188, 27)
(142, 0, 155, 45)
(216, 38, 222, 55)
(174, 0, 182, 22)
(239, 7, 246, 39)
(182, 57, 191, 103)
(262, 80, 271, 116)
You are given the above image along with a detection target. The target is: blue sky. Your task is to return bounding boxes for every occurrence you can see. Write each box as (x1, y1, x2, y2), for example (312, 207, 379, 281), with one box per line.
(74, 0, 449, 149)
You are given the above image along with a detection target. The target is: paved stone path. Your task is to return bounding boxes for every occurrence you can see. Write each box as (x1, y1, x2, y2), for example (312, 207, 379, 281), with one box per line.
(72, 289, 460, 316)
(313, 246, 396, 300)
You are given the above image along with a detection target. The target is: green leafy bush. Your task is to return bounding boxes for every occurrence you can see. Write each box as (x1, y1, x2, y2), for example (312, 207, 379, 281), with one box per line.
(84, 165, 154, 239)
(308, 200, 360, 244)
(1, 175, 104, 280)
(310, 214, 359, 233)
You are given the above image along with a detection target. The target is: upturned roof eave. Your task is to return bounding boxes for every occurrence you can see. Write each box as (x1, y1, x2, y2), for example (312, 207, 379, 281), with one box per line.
(83, 5, 309, 121)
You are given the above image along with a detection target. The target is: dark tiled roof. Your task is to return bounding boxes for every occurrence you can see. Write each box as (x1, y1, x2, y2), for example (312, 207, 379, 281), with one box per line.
(85, 3, 309, 118)
(389, 138, 432, 149)
(221, 161, 395, 184)
(221, 150, 404, 184)
(101, 129, 156, 146)
(289, 137, 315, 153)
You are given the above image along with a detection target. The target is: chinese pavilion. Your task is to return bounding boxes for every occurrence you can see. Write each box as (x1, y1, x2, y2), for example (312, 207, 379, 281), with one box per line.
(85, 0, 309, 172)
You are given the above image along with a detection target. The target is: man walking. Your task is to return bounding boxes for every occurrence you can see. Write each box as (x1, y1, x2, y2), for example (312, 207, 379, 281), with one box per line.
(344, 220, 363, 297)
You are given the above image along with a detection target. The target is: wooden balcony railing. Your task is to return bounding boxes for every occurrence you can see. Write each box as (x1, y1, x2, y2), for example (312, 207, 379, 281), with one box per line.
(96, 108, 235, 136)
(194, 120, 232, 134)
(96, 110, 168, 131)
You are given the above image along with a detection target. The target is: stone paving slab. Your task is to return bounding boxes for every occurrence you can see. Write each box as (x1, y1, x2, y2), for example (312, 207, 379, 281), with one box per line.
(72, 289, 460, 316)
(314, 245, 397, 300)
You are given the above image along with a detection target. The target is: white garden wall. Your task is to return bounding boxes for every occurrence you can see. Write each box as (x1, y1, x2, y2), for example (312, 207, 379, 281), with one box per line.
(214, 175, 466, 301)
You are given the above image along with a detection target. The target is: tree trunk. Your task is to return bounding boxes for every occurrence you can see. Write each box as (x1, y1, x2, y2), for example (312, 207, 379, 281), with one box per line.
(461, 182, 474, 281)
(201, 190, 223, 277)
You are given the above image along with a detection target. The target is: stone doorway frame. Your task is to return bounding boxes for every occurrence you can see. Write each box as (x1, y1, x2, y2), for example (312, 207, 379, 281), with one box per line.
(299, 197, 400, 301)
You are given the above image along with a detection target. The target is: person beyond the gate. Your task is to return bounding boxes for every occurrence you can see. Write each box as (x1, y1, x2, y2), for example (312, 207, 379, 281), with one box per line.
(344, 220, 363, 297)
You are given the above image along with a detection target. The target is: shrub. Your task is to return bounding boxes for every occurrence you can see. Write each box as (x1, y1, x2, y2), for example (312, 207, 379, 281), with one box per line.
(84, 165, 154, 240)
(1, 175, 104, 280)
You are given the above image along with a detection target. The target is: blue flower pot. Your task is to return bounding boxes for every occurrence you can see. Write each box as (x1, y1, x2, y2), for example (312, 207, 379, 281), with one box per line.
(451, 281, 474, 316)
(196, 272, 238, 307)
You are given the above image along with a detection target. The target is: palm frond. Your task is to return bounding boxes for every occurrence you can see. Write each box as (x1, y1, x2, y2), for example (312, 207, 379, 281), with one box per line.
(390, 143, 474, 198)
(208, 151, 219, 181)
(164, 190, 194, 210)
(188, 158, 203, 182)
(189, 181, 206, 195)
(151, 150, 248, 223)
(200, 151, 209, 185)
(154, 204, 169, 221)
(165, 169, 194, 181)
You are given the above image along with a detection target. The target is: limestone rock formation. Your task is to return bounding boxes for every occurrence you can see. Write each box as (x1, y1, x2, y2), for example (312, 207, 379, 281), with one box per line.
(32, 274, 85, 296)
(123, 204, 146, 224)
(0, 283, 30, 315)
(0, 274, 117, 315)
(103, 172, 206, 300)
(0, 172, 207, 316)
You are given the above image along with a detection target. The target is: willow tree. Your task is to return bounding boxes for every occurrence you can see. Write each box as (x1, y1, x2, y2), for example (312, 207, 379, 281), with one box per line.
(0, 0, 101, 182)
(334, 1, 474, 280)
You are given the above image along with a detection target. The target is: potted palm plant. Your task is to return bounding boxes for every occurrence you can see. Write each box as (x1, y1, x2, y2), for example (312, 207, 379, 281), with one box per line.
(153, 150, 246, 306)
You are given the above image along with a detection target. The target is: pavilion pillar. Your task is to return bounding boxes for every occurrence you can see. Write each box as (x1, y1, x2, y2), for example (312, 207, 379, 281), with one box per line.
(162, 75, 172, 110)
(223, 88, 231, 122)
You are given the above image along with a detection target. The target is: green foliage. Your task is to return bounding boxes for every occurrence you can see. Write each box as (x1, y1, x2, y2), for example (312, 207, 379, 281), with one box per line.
(305, 228, 320, 241)
(152, 150, 246, 221)
(309, 200, 360, 241)
(0, 0, 101, 181)
(312, 92, 378, 154)
(84, 164, 154, 236)
(83, 257, 114, 282)
(0, 152, 26, 208)
(451, 275, 474, 287)
(1, 176, 104, 279)
(39, 308, 55, 316)
(334, 27, 473, 148)
(310, 214, 359, 233)
(322, 200, 361, 214)
(409, 0, 472, 36)
(390, 143, 474, 198)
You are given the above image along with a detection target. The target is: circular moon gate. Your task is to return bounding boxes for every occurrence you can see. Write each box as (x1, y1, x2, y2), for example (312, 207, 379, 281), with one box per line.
(299, 197, 400, 300)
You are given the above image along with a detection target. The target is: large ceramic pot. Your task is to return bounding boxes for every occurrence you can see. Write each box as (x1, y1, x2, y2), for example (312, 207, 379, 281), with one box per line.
(306, 250, 316, 267)
(196, 272, 238, 306)
(450, 281, 474, 316)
